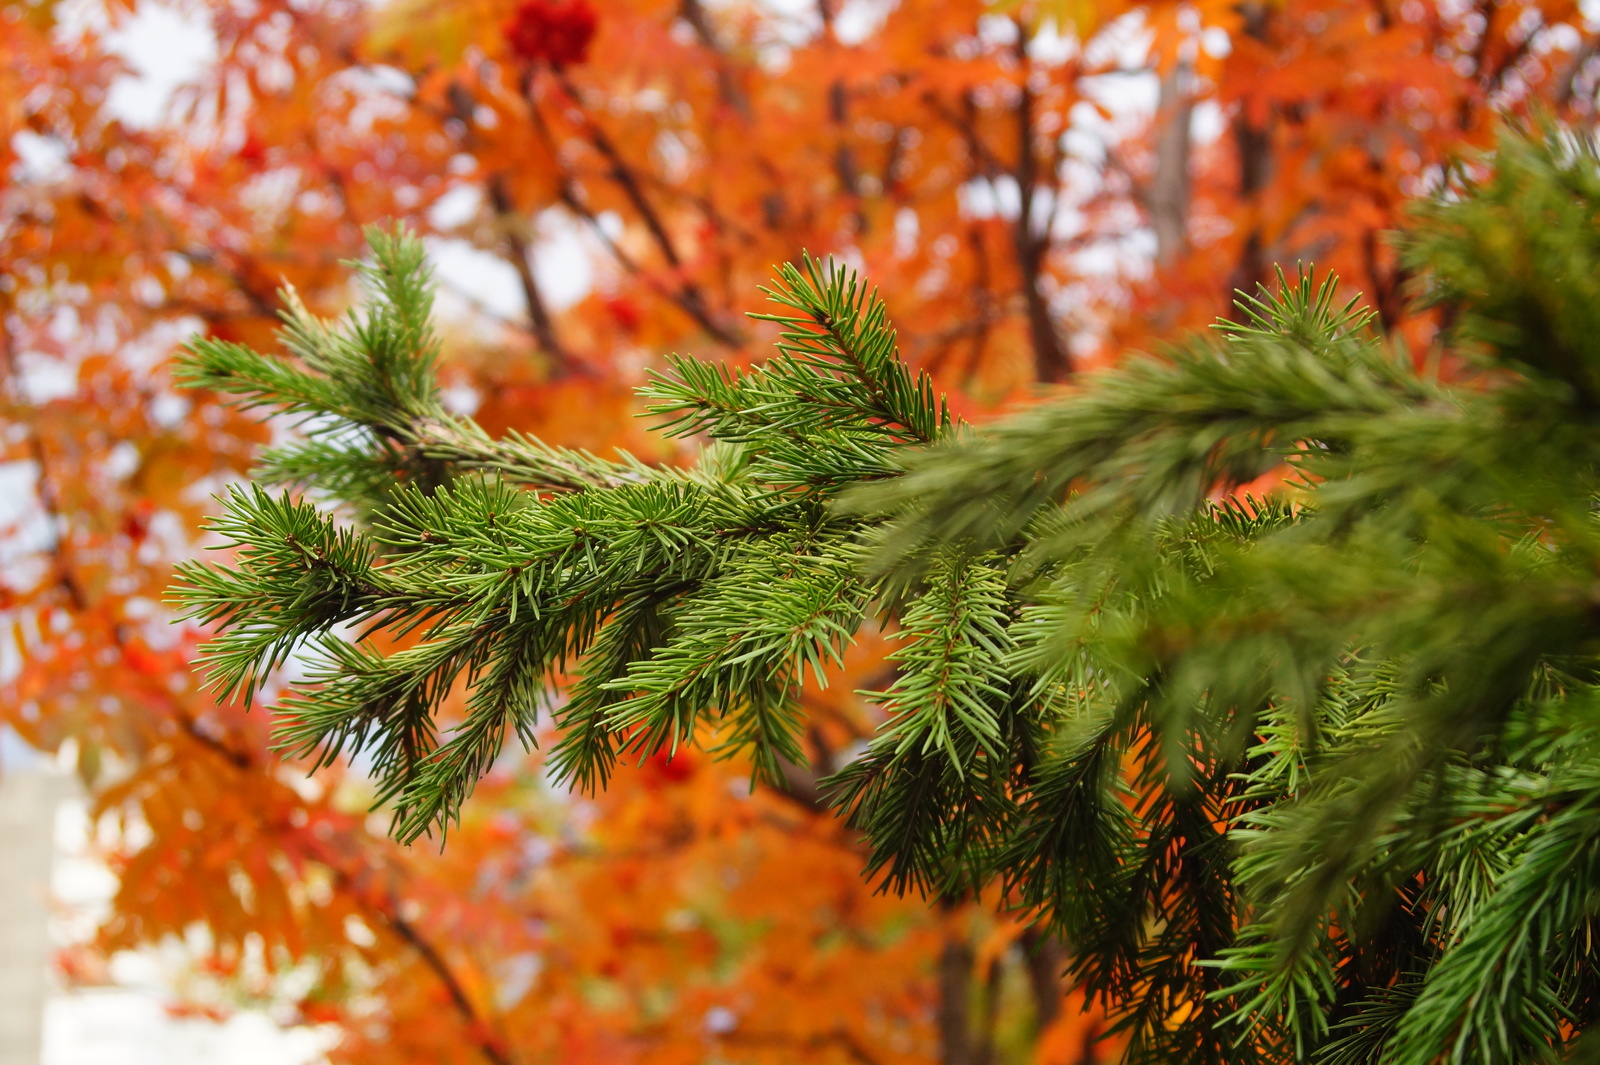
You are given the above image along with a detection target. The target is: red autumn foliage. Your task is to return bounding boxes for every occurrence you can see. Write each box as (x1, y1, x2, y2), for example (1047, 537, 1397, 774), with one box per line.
(6, 0, 1600, 1060)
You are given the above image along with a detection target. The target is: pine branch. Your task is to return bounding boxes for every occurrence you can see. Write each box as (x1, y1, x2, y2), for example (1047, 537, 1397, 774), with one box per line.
(172, 124, 1600, 1060)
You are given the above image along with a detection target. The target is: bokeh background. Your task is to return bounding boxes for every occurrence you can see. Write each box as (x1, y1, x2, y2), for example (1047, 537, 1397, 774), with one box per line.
(3, 0, 1599, 1061)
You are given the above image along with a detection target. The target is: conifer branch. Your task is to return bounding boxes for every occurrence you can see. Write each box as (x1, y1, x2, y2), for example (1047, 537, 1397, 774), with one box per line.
(174, 126, 1600, 1061)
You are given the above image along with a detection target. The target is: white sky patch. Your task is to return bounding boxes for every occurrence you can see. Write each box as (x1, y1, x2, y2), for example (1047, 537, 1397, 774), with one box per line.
(529, 215, 599, 310)
(425, 210, 598, 327)
(11, 131, 72, 182)
(1027, 20, 1078, 64)
(425, 238, 528, 321)
(59, 0, 219, 127)
(45, 996, 336, 1065)
(428, 185, 484, 231)
(833, 0, 896, 44)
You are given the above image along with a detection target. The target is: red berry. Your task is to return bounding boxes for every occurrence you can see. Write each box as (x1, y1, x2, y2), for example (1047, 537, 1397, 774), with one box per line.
(503, 0, 597, 67)
(603, 295, 642, 332)
(644, 749, 695, 785)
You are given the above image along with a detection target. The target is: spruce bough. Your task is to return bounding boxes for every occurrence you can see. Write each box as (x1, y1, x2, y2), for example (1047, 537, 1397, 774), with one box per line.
(174, 126, 1600, 1062)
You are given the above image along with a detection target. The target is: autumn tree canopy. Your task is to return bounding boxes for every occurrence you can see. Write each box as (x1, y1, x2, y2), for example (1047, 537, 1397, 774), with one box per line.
(5, 0, 1600, 1061)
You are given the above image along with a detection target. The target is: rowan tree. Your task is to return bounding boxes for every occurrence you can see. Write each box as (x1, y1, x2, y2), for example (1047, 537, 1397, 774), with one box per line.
(5, 0, 1600, 1060)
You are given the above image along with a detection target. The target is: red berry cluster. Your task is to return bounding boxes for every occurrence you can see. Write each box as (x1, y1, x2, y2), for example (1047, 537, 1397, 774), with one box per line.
(503, 0, 597, 67)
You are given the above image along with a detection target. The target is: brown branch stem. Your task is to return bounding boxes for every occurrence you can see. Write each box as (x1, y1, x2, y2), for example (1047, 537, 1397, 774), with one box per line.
(524, 76, 746, 347)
